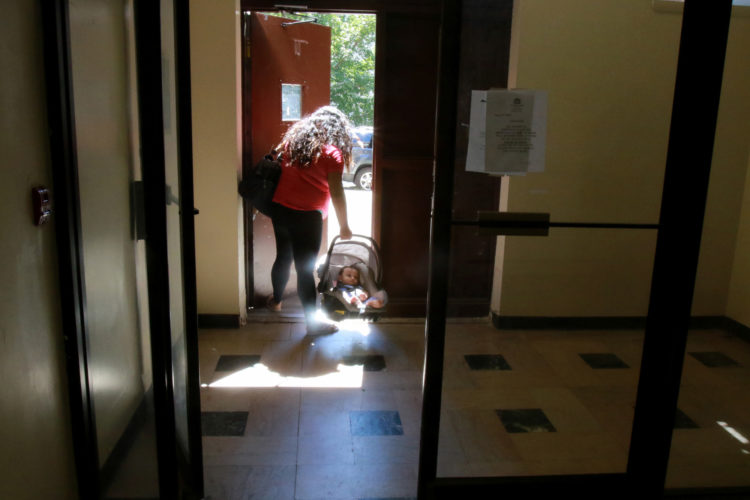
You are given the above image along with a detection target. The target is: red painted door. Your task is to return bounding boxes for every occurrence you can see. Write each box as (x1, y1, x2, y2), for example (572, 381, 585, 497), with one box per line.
(243, 12, 331, 308)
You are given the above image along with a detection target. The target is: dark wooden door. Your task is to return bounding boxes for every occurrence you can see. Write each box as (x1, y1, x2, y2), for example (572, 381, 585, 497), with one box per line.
(374, 2, 507, 317)
(242, 12, 331, 307)
(372, 5, 441, 316)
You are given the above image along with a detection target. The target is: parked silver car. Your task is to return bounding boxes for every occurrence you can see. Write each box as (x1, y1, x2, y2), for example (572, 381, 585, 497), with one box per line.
(344, 127, 373, 190)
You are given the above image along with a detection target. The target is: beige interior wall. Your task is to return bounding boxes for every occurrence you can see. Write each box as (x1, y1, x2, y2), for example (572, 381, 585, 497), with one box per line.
(190, 0, 243, 316)
(497, 0, 750, 318)
(0, 1, 78, 498)
(694, 11, 750, 317)
(727, 153, 750, 326)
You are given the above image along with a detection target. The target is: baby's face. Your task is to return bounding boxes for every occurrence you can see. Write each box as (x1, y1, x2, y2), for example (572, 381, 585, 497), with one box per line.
(339, 267, 360, 285)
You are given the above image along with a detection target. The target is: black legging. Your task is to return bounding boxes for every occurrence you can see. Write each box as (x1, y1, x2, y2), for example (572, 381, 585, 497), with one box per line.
(270, 203, 323, 320)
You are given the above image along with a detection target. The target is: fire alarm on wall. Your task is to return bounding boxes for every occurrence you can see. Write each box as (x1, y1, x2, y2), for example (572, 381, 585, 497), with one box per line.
(32, 186, 51, 226)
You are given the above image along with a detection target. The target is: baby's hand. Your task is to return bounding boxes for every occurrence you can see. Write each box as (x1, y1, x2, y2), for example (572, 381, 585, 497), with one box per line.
(358, 293, 368, 301)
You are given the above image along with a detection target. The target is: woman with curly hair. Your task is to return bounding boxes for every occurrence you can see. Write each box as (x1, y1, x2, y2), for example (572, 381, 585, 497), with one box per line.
(266, 106, 353, 335)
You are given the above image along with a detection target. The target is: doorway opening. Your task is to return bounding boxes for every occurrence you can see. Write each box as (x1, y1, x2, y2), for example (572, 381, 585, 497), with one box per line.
(242, 10, 376, 314)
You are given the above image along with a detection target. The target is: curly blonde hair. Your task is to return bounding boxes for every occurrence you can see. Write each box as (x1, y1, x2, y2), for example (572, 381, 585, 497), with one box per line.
(280, 106, 353, 168)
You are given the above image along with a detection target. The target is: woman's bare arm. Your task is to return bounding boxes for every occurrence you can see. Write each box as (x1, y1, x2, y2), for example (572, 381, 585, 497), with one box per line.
(328, 171, 352, 239)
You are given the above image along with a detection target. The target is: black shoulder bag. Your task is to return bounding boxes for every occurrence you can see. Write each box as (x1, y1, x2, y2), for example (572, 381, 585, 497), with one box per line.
(239, 149, 282, 216)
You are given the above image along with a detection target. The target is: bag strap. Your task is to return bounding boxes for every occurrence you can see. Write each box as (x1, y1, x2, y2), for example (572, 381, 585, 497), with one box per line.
(266, 142, 285, 162)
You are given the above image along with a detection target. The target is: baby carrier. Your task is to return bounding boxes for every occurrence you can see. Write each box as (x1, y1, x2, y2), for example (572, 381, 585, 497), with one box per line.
(317, 234, 387, 321)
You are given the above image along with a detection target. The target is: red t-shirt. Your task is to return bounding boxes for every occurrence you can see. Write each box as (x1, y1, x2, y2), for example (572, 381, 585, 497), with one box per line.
(272, 144, 344, 217)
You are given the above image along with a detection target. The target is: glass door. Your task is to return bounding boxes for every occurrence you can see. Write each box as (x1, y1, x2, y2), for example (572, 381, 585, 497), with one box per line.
(64, 1, 161, 497)
(134, 0, 204, 497)
(157, 0, 204, 495)
(44, 0, 203, 497)
(420, 0, 734, 497)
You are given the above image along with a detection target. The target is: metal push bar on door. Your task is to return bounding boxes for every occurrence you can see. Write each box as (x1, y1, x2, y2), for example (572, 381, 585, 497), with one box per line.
(451, 211, 659, 236)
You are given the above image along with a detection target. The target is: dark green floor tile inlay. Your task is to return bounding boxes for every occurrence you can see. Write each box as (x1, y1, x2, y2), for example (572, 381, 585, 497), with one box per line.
(464, 354, 512, 370)
(201, 411, 248, 436)
(342, 354, 386, 371)
(579, 353, 629, 369)
(496, 408, 556, 433)
(350, 410, 403, 436)
(215, 354, 262, 372)
(674, 408, 699, 429)
(689, 351, 739, 367)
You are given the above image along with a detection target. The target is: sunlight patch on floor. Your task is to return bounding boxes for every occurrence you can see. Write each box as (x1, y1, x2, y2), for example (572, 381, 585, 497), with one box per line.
(207, 362, 364, 388)
(313, 310, 373, 336)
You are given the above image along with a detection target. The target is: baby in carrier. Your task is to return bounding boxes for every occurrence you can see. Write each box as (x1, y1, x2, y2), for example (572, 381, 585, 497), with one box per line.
(335, 265, 386, 309)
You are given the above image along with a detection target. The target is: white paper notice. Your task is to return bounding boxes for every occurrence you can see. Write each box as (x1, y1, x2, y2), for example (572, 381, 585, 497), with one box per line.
(465, 90, 487, 173)
(485, 89, 547, 175)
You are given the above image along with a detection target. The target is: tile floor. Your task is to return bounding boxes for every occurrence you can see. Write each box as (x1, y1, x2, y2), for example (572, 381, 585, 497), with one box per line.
(199, 319, 750, 499)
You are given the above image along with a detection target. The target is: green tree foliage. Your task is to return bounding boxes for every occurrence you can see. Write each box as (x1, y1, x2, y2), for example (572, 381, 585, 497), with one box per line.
(314, 14, 376, 127)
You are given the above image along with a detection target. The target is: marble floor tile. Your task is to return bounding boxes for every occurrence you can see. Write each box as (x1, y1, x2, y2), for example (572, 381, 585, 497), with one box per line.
(294, 463, 417, 500)
(441, 386, 537, 411)
(350, 411, 404, 436)
(297, 429, 355, 465)
(361, 370, 423, 390)
(531, 338, 638, 388)
(568, 386, 635, 449)
(203, 465, 251, 500)
(666, 462, 750, 489)
(447, 408, 523, 463)
(238, 465, 297, 499)
(298, 408, 351, 437)
(522, 455, 627, 476)
(352, 435, 420, 465)
(301, 388, 364, 412)
(202, 435, 298, 466)
(436, 460, 475, 478)
(529, 387, 603, 433)
(202, 411, 249, 436)
(464, 460, 529, 477)
(358, 388, 398, 411)
(669, 426, 750, 458)
(436, 415, 469, 468)
(509, 431, 628, 464)
(243, 399, 300, 437)
(198, 324, 750, 494)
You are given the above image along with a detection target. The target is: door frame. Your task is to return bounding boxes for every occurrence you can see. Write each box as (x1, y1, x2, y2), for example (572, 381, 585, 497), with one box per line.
(45, 0, 737, 497)
(40, 0, 203, 498)
(420, 0, 735, 498)
(239, 0, 739, 498)
(241, 9, 334, 311)
(240, 3, 380, 313)
(133, 1, 204, 497)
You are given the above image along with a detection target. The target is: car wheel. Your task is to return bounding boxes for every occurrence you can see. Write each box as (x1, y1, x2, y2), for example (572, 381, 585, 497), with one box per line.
(354, 165, 372, 191)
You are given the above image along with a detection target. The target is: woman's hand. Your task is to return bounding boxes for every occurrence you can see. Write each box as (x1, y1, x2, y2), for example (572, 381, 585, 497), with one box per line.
(340, 225, 353, 240)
